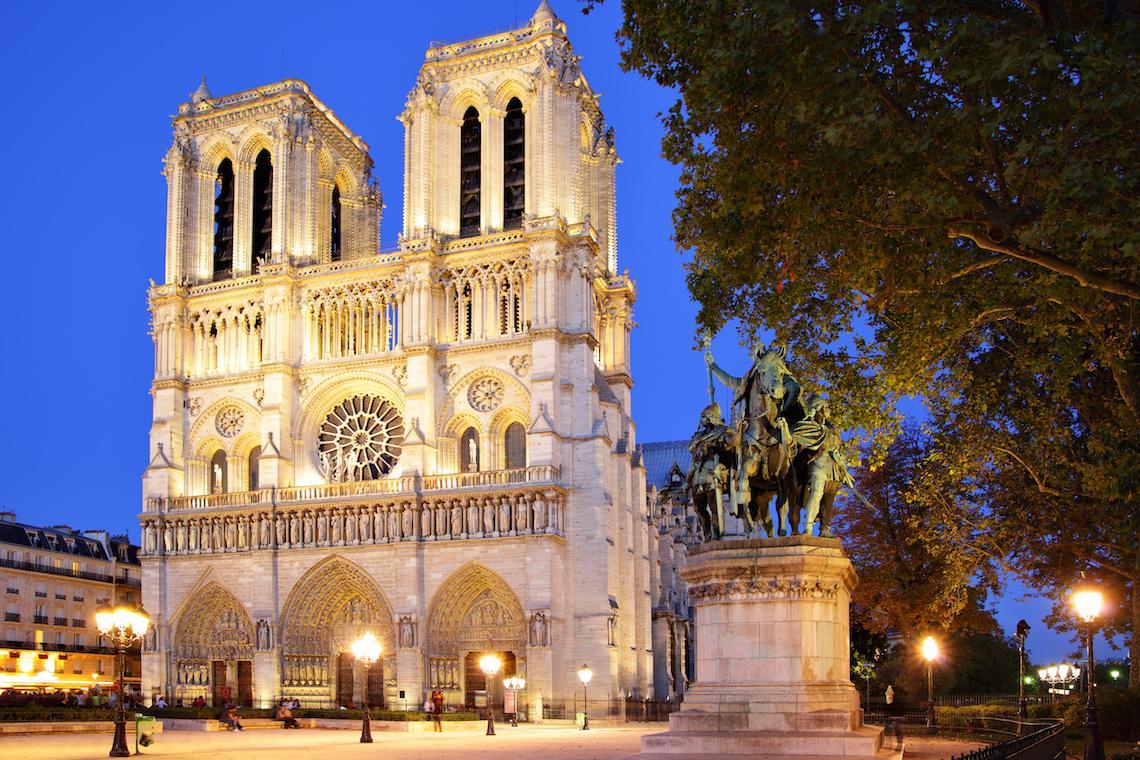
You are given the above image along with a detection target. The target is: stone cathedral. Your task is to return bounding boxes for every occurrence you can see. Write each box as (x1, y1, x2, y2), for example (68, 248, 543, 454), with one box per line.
(138, 3, 679, 713)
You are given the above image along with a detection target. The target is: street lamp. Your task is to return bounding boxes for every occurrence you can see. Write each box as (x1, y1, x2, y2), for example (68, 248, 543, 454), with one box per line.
(1038, 662, 1081, 699)
(350, 632, 381, 744)
(1014, 620, 1030, 722)
(94, 602, 150, 758)
(1073, 588, 1105, 760)
(479, 654, 501, 736)
(577, 663, 593, 731)
(503, 675, 526, 726)
(921, 636, 938, 736)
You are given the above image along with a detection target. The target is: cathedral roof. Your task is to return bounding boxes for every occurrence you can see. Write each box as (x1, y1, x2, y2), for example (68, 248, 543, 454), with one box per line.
(639, 440, 692, 490)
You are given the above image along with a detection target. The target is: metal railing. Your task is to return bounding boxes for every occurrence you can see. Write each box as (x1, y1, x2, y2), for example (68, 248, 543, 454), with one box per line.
(865, 712, 1065, 760)
(0, 557, 141, 587)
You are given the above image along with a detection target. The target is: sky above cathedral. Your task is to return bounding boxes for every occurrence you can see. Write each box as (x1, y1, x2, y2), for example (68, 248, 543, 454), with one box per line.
(0, 0, 1117, 666)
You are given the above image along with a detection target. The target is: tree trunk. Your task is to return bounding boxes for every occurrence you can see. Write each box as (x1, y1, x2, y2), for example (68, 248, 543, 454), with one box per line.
(1131, 560, 1139, 686)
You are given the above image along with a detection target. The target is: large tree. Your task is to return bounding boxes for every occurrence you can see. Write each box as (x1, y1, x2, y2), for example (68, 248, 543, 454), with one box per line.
(591, 0, 1140, 678)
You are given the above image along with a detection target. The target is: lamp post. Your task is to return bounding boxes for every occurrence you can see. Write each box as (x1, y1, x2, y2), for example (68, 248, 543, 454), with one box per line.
(1073, 589, 1105, 760)
(350, 632, 381, 744)
(479, 654, 501, 736)
(95, 602, 150, 758)
(503, 675, 526, 726)
(1014, 619, 1030, 723)
(1038, 662, 1081, 700)
(921, 636, 938, 736)
(577, 663, 592, 731)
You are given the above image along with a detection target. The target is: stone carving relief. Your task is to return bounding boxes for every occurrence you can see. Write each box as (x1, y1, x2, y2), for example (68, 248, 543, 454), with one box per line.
(607, 612, 618, 647)
(188, 397, 203, 416)
(253, 388, 264, 408)
(686, 574, 842, 603)
(528, 610, 549, 647)
(255, 618, 273, 651)
(398, 615, 417, 648)
(438, 364, 459, 388)
(467, 377, 505, 412)
(392, 365, 407, 389)
(509, 354, 531, 377)
(215, 405, 244, 438)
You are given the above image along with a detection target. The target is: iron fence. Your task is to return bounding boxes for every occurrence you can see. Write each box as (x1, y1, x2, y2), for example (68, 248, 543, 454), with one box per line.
(864, 712, 1065, 760)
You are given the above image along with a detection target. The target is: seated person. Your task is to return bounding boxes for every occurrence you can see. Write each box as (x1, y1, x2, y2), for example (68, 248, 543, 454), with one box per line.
(218, 704, 244, 731)
(275, 702, 300, 729)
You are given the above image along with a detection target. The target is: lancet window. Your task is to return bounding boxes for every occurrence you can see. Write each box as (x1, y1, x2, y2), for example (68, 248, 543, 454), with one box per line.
(330, 185, 342, 261)
(188, 302, 264, 377)
(460, 107, 481, 237)
(251, 150, 273, 269)
(441, 260, 528, 343)
(303, 280, 402, 361)
(212, 159, 235, 280)
(503, 98, 525, 229)
(504, 422, 526, 470)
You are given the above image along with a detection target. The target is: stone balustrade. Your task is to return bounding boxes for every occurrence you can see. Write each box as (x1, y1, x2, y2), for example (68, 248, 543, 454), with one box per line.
(140, 469, 565, 558)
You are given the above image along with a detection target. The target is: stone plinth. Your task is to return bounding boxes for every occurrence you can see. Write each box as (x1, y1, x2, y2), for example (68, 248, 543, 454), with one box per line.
(638, 538, 898, 759)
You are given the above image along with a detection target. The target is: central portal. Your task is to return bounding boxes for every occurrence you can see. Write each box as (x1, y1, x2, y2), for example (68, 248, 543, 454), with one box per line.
(336, 652, 385, 709)
(464, 651, 516, 711)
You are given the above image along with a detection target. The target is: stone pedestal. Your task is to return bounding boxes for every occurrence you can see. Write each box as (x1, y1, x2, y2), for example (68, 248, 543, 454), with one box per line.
(637, 538, 898, 759)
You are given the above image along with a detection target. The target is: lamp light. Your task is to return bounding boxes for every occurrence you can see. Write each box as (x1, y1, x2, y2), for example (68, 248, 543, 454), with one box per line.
(1073, 590, 1103, 623)
(479, 654, 501, 736)
(351, 633, 382, 743)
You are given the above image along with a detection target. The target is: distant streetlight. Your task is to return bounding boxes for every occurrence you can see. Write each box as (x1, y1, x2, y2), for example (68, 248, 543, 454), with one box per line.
(921, 636, 938, 736)
(95, 602, 150, 758)
(577, 663, 593, 731)
(1014, 620, 1030, 722)
(503, 675, 526, 726)
(350, 632, 381, 744)
(480, 654, 501, 736)
(1108, 669, 1121, 683)
(1039, 662, 1081, 700)
(1073, 588, 1105, 760)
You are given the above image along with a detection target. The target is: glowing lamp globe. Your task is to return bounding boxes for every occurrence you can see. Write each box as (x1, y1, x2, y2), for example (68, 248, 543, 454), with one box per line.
(479, 654, 501, 676)
(351, 632, 382, 666)
(577, 664, 593, 685)
(1073, 589, 1103, 623)
(921, 636, 939, 663)
(1037, 668, 1047, 681)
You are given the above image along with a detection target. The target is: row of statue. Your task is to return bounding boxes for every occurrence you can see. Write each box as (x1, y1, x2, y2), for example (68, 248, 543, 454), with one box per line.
(143, 493, 562, 555)
(688, 339, 856, 540)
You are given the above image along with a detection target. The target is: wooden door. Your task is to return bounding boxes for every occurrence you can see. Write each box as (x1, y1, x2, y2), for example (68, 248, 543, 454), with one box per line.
(336, 653, 354, 708)
(237, 661, 253, 707)
(211, 660, 227, 706)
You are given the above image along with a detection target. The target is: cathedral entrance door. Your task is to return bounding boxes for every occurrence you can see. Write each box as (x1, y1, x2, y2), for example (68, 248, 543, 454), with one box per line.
(237, 661, 253, 707)
(336, 653, 354, 707)
(211, 661, 228, 706)
(463, 651, 515, 714)
(366, 660, 384, 709)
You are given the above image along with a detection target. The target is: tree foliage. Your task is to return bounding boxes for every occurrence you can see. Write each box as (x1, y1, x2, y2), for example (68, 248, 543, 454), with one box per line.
(593, 0, 1140, 681)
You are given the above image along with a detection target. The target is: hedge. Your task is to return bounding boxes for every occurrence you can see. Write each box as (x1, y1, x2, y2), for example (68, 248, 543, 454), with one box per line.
(932, 688, 1139, 743)
(0, 707, 123, 722)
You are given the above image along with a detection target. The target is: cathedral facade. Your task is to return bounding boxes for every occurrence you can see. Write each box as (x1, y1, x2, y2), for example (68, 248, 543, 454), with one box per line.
(138, 3, 657, 713)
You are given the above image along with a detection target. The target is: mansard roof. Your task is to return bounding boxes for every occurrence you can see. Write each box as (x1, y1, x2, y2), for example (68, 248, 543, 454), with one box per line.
(639, 440, 692, 490)
(0, 516, 140, 566)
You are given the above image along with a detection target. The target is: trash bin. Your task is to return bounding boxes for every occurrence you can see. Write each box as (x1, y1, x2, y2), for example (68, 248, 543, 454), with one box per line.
(575, 711, 586, 728)
(136, 715, 157, 751)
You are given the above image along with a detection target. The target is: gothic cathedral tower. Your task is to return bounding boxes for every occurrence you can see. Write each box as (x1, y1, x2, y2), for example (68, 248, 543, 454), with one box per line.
(141, 1, 650, 711)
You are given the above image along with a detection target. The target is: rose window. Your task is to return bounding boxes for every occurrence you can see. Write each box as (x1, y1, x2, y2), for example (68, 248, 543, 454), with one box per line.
(467, 377, 505, 412)
(318, 395, 404, 482)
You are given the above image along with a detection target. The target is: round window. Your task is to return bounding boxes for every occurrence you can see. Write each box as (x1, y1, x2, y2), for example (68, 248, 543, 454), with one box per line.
(318, 395, 404, 481)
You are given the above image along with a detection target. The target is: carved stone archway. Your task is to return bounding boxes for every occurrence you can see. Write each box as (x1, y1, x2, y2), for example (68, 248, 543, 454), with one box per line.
(424, 563, 526, 699)
(278, 556, 395, 704)
(171, 582, 255, 704)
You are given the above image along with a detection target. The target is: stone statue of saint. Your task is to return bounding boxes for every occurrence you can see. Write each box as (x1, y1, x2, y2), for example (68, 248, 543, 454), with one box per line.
(223, 518, 236, 549)
(237, 517, 248, 549)
(515, 497, 529, 533)
(358, 510, 370, 542)
(434, 505, 447, 536)
(320, 449, 334, 481)
(200, 521, 211, 551)
(343, 446, 361, 482)
(176, 522, 187, 552)
(276, 514, 287, 546)
(259, 514, 271, 548)
(467, 437, 478, 472)
(289, 513, 301, 545)
(332, 510, 343, 544)
(498, 497, 512, 534)
(399, 616, 416, 648)
(144, 524, 157, 554)
(529, 611, 549, 647)
(317, 511, 328, 543)
(163, 524, 174, 553)
(188, 521, 199, 551)
(303, 513, 314, 545)
(466, 501, 479, 535)
(346, 512, 357, 542)
(387, 508, 399, 540)
(533, 497, 546, 532)
(421, 507, 432, 537)
(212, 519, 223, 550)
(482, 499, 495, 534)
(212, 463, 224, 494)
(401, 505, 415, 538)
(451, 502, 464, 536)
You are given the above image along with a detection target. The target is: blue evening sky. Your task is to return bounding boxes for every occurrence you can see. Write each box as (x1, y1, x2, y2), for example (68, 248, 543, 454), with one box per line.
(0, 0, 1116, 666)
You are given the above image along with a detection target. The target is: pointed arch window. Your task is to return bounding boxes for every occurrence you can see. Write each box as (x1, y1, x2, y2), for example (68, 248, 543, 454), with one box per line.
(460, 106, 481, 237)
(504, 422, 526, 470)
(330, 185, 342, 261)
(459, 427, 480, 472)
(247, 446, 261, 491)
(212, 159, 235, 280)
(503, 97, 525, 230)
(252, 149, 273, 269)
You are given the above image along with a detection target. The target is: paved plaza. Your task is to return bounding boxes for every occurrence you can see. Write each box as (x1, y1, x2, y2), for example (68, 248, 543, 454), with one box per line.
(0, 724, 982, 760)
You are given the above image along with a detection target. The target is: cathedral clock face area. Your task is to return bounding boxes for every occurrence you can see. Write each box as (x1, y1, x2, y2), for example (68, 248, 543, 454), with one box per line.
(317, 394, 404, 482)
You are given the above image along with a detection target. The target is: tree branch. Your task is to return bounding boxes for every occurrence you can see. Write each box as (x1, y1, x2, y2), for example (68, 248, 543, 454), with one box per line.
(947, 224, 1140, 300)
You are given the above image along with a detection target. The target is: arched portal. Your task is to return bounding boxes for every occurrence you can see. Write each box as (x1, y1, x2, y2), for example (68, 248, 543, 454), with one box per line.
(425, 563, 525, 709)
(171, 582, 255, 706)
(279, 557, 395, 707)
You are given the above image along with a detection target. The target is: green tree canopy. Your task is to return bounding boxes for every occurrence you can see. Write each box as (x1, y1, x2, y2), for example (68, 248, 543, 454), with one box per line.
(592, 0, 1139, 681)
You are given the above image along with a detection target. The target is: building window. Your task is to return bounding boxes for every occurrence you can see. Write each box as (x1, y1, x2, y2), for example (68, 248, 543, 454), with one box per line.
(504, 422, 526, 470)
(459, 106, 481, 237)
(330, 185, 342, 261)
(248, 446, 261, 491)
(252, 149, 273, 270)
(212, 158, 235, 280)
(459, 427, 480, 472)
(503, 97, 525, 229)
(210, 449, 227, 494)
